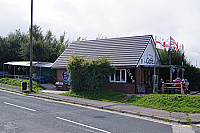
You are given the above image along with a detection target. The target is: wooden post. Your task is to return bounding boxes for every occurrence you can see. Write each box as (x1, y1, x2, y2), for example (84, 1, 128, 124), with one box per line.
(162, 82, 165, 94)
(180, 82, 184, 95)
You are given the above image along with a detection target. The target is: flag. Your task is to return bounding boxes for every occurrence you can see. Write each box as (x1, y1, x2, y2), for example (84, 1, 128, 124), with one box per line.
(172, 67, 175, 73)
(163, 41, 166, 51)
(156, 40, 171, 51)
(156, 40, 166, 51)
(170, 36, 178, 52)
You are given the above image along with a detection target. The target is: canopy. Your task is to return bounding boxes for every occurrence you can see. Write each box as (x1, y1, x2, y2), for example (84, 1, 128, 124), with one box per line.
(4, 61, 53, 68)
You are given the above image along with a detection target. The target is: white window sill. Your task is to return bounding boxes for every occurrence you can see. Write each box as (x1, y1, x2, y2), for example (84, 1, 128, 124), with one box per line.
(110, 81, 126, 83)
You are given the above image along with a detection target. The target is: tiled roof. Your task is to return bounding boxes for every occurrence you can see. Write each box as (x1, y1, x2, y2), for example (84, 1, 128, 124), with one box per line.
(52, 35, 153, 68)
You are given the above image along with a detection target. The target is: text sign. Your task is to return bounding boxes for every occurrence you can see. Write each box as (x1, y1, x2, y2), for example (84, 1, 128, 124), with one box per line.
(127, 69, 135, 83)
(144, 54, 154, 64)
(62, 70, 69, 81)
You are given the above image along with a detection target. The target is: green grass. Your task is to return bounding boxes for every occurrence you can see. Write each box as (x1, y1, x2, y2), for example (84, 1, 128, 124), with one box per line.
(1, 78, 199, 113)
(61, 89, 126, 103)
(0, 78, 45, 91)
(62, 90, 200, 113)
(125, 94, 200, 113)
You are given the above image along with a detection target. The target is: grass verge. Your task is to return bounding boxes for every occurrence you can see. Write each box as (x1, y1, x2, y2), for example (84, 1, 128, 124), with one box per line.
(62, 90, 200, 113)
(1, 78, 199, 114)
(61, 89, 126, 103)
(125, 94, 200, 113)
(0, 78, 45, 91)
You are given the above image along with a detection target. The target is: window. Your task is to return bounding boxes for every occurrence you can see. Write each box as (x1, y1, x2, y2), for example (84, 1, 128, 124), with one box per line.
(116, 70, 120, 81)
(110, 69, 126, 83)
(111, 74, 114, 81)
(121, 70, 125, 81)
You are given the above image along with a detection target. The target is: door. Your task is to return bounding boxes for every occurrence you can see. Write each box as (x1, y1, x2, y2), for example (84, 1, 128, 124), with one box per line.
(141, 69, 153, 88)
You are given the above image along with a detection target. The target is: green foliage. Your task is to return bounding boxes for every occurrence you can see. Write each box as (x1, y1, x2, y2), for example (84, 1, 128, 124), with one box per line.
(61, 90, 200, 113)
(0, 78, 45, 91)
(61, 89, 126, 103)
(20, 25, 69, 62)
(87, 57, 116, 90)
(0, 27, 106, 71)
(0, 30, 28, 70)
(158, 48, 186, 65)
(126, 94, 200, 113)
(67, 55, 89, 91)
(67, 55, 116, 91)
(184, 64, 200, 90)
(0, 25, 69, 70)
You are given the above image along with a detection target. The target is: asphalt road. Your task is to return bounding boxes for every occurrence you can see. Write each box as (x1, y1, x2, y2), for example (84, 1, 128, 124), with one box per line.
(0, 90, 197, 133)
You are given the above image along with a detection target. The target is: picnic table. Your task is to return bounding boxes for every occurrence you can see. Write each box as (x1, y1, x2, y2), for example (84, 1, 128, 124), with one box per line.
(162, 82, 185, 94)
(55, 82, 70, 91)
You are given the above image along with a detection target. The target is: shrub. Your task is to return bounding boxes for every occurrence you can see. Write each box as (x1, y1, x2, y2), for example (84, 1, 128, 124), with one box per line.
(66, 55, 89, 91)
(87, 56, 115, 90)
(66, 55, 115, 91)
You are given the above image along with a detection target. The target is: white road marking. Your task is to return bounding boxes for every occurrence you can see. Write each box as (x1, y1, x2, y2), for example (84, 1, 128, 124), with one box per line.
(4, 102, 36, 112)
(172, 125, 195, 133)
(56, 117, 111, 133)
(196, 124, 200, 127)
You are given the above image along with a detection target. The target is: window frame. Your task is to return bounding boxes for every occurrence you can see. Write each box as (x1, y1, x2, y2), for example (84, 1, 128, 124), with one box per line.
(110, 69, 126, 83)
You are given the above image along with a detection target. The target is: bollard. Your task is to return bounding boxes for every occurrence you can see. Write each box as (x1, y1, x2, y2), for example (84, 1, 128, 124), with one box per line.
(21, 82, 28, 92)
(180, 82, 184, 95)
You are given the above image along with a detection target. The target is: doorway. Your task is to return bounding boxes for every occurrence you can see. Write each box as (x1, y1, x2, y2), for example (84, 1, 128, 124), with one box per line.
(141, 69, 153, 88)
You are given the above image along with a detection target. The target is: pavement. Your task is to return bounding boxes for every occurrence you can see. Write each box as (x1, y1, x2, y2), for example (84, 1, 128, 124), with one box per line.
(1, 83, 200, 125)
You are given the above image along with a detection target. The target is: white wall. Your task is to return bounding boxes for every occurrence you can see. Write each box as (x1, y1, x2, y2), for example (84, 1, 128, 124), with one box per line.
(138, 40, 159, 66)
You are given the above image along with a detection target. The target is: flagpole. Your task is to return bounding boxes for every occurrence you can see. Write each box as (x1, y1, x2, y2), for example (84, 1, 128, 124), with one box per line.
(153, 36, 157, 93)
(182, 44, 184, 79)
(177, 42, 179, 78)
(169, 36, 172, 83)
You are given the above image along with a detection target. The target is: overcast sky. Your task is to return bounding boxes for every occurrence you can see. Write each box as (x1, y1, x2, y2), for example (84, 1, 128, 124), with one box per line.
(0, 0, 200, 67)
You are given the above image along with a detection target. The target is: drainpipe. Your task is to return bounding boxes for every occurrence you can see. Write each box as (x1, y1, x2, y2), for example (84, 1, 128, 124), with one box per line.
(135, 66, 137, 94)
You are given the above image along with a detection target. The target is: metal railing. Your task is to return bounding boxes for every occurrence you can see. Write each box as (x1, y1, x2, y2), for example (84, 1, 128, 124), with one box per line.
(1, 74, 30, 79)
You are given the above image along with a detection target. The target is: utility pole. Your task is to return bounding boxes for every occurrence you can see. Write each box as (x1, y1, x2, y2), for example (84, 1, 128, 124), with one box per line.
(30, 0, 33, 92)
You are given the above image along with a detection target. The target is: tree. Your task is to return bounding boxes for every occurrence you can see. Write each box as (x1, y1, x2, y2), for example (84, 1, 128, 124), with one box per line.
(158, 48, 185, 65)
(0, 30, 28, 70)
(0, 25, 71, 71)
(96, 34, 107, 40)
(20, 25, 69, 62)
(56, 32, 69, 57)
(76, 36, 87, 41)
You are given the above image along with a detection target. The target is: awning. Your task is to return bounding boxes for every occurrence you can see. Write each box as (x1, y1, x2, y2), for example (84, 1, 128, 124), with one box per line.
(4, 61, 53, 68)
